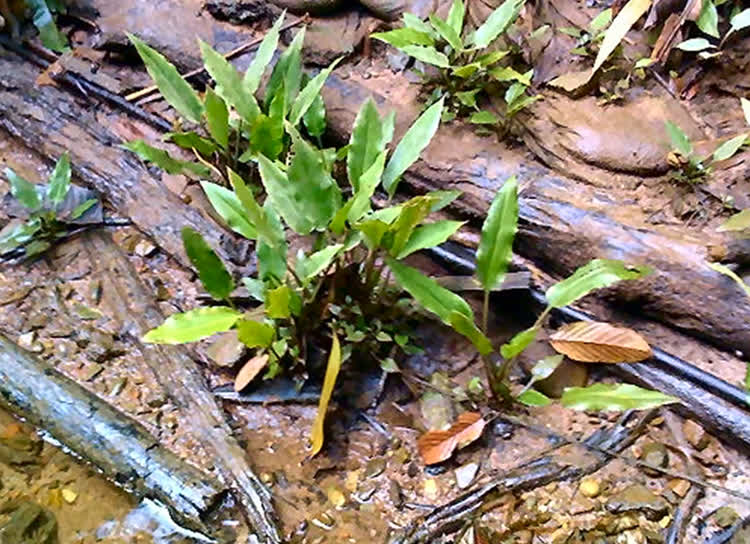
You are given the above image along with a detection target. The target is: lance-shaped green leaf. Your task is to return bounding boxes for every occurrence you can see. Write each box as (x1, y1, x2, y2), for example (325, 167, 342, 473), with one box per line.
(371, 28, 435, 48)
(46, 153, 71, 206)
(165, 131, 218, 156)
(397, 220, 465, 259)
(446, 0, 466, 36)
(665, 121, 692, 156)
(388, 195, 436, 257)
(728, 8, 750, 37)
(561, 383, 678, 411)
(517, 389, 551, 407)
(257, 203, 288, 283)
(227, 169, 278, 246)
(500, 326, 538, 358)
(469, 0, 524, 49)
(259, 127, 341, 234)
(387, 258, 474, 325)
(712, 134, 746, 162)
(476, 176, 518, 291)
(304, 91, 327, 139)
(265, 27, 305, 112)
(450, 310, 492, 355)
(429, 14, 462, 51)
(5, 168, 41, 211)
(123, 140, 211, 177)
(128, 34, 203, 123)
(143, 306, 242, 344)
(399, 45, 450, 67)
(718, 209, 750, 232)
(204, 88, 229, 149)
(266, 285, 292, 319)
(403, 12, 439, 39)
(290, 58, 342, 126)
(182, 227, 234, 300)
(199, 39, 259, 123)
(347, 152, 387, 223)
(298, 244, 343, 283)
(0, 219, 41, 253)
(546, 259, 652, 309)
(697, 1, 718, 37)
(236, 319, 275, 348)
(348, 99, 393, 190)
(382, 97, 444, 197)
(201, 181, 257, 240)
(244, 11, 285, 94)
(27, 0, 67, 52)
(528, 355, 564, 385)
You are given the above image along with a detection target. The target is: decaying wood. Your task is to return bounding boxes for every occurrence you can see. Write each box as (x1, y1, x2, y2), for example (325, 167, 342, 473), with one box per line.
(0, 52, 240, 271)
(389, 410, 656, 544)
(320, 73, 750, 356)
(0, 334, 225, 535)
(81, 231, 282, 544)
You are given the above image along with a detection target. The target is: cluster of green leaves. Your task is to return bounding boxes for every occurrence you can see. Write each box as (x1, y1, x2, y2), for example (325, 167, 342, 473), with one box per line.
(143, 96, 459, 428)
(371, 0, 538, 129)
(411, 174, 673, 411)
(676, 3, 750, 57)
(1, 154, 97, 258)
(126, 12, 336, 188)
(3, 0, 68, 51)
(666, 99, 749, 185)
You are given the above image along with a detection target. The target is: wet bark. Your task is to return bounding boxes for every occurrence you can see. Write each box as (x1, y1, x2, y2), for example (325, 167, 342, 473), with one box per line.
(320, 73, 750, 356)
(81, 231, 282, 544)
(0, 334, 226, 535)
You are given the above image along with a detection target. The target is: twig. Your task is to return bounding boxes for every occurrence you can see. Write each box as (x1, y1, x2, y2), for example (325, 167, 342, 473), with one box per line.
(124, 15, 309, 103)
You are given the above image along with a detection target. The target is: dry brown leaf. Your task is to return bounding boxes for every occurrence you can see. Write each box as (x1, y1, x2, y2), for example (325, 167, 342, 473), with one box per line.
(550, 321, 652, 363)
(417, 412, 486, 465)
(234, 353, 269, 392)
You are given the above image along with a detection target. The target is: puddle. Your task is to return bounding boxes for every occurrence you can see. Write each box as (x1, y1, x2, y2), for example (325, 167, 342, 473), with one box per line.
(0, 407, 202, 544)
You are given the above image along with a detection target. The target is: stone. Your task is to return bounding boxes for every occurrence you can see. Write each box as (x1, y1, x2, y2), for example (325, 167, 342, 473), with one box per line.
(205, 331, 246, 368)
(579, 477, 600, 498)
(606, 484, 669, 521)
(365, 457, 387, 479)
(134, 239, 157, 257)
(714, 506, 739, 528)
(639, 442, 669, 476)
(683, 420, 710, 450)
(423, 478, 438, 500)
(666, 479, 691, 498)
(454, 462, 478, 489)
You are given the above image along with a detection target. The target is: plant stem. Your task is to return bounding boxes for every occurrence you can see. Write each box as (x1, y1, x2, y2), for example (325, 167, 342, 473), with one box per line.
(482, 289, 490, 334)
(497, 306, 551, 384)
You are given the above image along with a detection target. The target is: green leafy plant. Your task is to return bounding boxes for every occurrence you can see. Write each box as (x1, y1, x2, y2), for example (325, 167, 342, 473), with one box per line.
(560, 8, 612, 58)
(125, 12, 337, 190)
(143, 97, 462, 451)
(674, 4, 750, 59)
(371, 0, 538, 130)
(419, 175, 674, 411)
(1, 153, 99, 258)
(2, 0, 68, 51)
(665, 113, 747, 185)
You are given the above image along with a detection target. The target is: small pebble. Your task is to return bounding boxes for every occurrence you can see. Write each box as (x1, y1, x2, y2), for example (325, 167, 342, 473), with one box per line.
(424, 478, 438, 499)
(327, 487, 346, 508)
(365, 457, 387, 479)
(579, 477, 600, 498)
(683, 420, 710, 450)
(454, 463, 479, 489)
(61, 488, 78, 504)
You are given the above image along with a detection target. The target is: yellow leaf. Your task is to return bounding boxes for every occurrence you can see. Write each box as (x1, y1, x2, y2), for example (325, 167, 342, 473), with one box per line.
(550, 321, 652, 363)
(593, 0, 651, 74)
(310, 333, 342, 457)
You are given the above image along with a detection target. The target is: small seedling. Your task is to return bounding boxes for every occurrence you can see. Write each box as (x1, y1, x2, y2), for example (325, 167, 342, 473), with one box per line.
(1, 154, 99, 259)
(371, 0, 538, 131)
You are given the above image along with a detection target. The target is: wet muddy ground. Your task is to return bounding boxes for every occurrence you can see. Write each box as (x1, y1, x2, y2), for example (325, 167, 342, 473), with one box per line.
(3, 0, 750, 542)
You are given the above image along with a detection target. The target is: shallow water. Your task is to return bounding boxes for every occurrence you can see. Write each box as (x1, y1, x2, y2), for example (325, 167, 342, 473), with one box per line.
(0, 406, 202, 544)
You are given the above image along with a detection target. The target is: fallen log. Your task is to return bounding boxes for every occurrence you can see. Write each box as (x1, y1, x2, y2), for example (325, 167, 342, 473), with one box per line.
(0, 334, 225, 535)
(82, 230, 282, 544)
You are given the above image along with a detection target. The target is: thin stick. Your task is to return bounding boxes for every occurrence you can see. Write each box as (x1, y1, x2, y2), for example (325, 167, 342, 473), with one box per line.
(125, 15, 309, 102)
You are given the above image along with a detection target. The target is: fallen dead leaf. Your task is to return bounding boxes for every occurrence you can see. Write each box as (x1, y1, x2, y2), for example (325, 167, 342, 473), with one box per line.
(417, 411, 486, 465)
(234, 353, 269, 392)
(550, 321, 652, 363)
